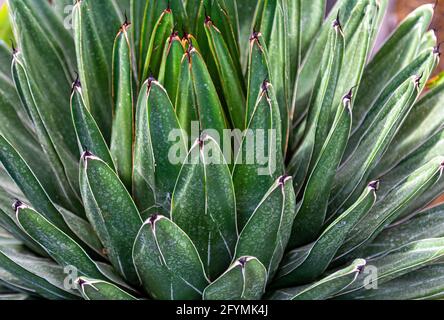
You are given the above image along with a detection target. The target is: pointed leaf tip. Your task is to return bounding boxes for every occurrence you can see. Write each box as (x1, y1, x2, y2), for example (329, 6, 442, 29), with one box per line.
(12, 199, 25, 213)
(368, 180, 380, 191)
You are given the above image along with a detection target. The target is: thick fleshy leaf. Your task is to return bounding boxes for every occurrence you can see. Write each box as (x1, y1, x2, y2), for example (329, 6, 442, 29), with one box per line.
(175, 49, 198, 137)
(133, 79, 186, 214)
(77, 277, 136, 300)
(233, 81, 284, 228)
(111, 22, 134, 190)
(171, 135, 237, 279)
(329, 76, 424, 217)
(352, 4, 434, 132)
(8, 0, 78, 156)
(57, 207, 104, 258)
(70, 82, 114, 170)
(374, 127, 444, 205)
(336, 238, 444, 297)
(0, 135, 73, 235)
(73, 0, 122, 140)
(236, 0, 258, 71)
(0, 244, 79, 300)
(132, 215, 209, 300)
(245, 32, 270, 126)
(137, 0, 186, 75)
(328, 0, 379, 122)
(80, 152, 142, 285)
(339, 263, 444, 300)
(131, 0, 148, 76)
(360, 204, 444, 259)
(0, 45, 59, 202)
(15, 204, 106, 281)
(288, 22, 344, 197)
(158, 33, 185, 105)
(268, 259, 366, 300)
(373, 80, 444, 177)
(203, 257, 267, 300)
(187, 47, 228, 138)
(276, 182, 377, 287)
(287, 0, 327, 115)
(293, 0, 378, 122)
(254, 0, 289, 153)
(12, 51, 82, 213)
(298, 0, 326, 62)
(205, 17, 245, 129)
(336, 157, 444, 261)
(289, 91, 351, 247)
(141, 8, 174, 82)
(0, 174, 47, 256)
(234, 176, 296, 280)
(345, 49, 439, 161)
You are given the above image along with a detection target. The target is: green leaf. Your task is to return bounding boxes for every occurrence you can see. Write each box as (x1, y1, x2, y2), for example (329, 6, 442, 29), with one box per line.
(328, 0, 379, 122)
(329, 76, 422, 217)
(132, 215, 209, 300)
(133, 79, 187, 214)
(187, 47, 228, 138)
(131, 0, 148, 76)
(352, 4, 434, 132)
(73, 0, 122, 140)
(175, 48, 198, 136)
(205, 17, 246, 129)
(345, 49, 439, 161)
(171, 135, 237, 279)
(359, 204, 444, 259)
(373, 80, 444, 177)
(77, 277, 137, 300)
(12, 49, 82, 214)
(203, 257, 267, 300)
(254, 0, 290, 153)
(141, 8, 174, 81)
(234, 176, 296, 280)
(336, 156, 444, 261)
(276, 182, 377, 287)
(111, 22, 134, 190)
(8, 0, 78, 156)
(339, 263, 444, 300)
(80, 152, 142, 285)
(57, 207, 105, 258)
(15, 204, 106, 281)
(287, 0, 327, 112)
(0, 175, 47, 256)
(298, 0, 326, 61)
(289, 91, 352, 247)
(0, 135, 73, 235)
(337, 238, 444, 297)
(268, 259, 366, 300)
(288, 22, 344, 197)
(236, 0, 258, 71)
(70, 82, 115, 171)
(233, 81, 284, 228)
(293, 0, 373, 122)
(158, 33, 185, 106)
(245, 32, 270, 126)
(0, 244, 79, 300)
(373, 127, 444, 204)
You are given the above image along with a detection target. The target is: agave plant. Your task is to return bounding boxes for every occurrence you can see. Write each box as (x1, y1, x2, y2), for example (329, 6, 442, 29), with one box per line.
(0, 0, 444, 301)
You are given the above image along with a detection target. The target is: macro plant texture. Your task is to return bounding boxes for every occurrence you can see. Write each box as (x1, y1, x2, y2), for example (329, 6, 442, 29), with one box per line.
(0, 0, 444, 301)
